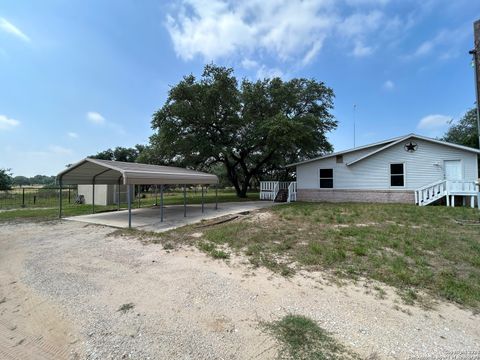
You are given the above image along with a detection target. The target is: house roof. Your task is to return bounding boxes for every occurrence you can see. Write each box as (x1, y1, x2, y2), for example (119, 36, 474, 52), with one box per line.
(57, 158, 219, 185)
(287, 133, 480, 168)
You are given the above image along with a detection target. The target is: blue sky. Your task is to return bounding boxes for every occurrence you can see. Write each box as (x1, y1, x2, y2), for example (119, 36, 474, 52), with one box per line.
(0, 0, 479, 176)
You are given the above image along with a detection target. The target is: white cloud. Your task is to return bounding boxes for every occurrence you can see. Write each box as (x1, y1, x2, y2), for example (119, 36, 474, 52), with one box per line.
(165, 0, 416, 72)
(241, 58, 259, 70)
(339, 10, 384, 38)
(409, 26, 469, 60)
(0, 114, 20, 130)
(0, 18, 30, 42)
(67, 132, 79, 138)
(417, 114, 451, 130)
(383, 80, 394, 90)
(86, 111, 106, 125)
(256, 65, 284, 79)
(413, 40, 434, 57)
(165, 0, 337, 64)
(345, 0, 390, 5)
(352, 41, 374, 57)
(49, 145, 73, 155)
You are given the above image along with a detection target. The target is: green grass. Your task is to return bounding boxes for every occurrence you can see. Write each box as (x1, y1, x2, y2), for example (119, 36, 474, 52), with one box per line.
(145, 202, 480, 309)
(0, 204, 120, 221)
(263, 315, 358, 360)
(135, 189, 259, 208)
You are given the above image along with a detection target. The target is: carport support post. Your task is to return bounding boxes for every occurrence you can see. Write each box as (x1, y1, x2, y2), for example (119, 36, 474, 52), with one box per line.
(58, 179, 63, 219)
(201, 185, 204, 213)
(127, 184, 132, 228)
(117, 181, 121, 211)
(160, 185, 164, 222)
(138, 185, 141, 208)
(183, 185, 187, 217)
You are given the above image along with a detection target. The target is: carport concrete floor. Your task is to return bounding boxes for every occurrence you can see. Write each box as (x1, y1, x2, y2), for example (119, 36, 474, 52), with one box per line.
(65, 201, 277, 232)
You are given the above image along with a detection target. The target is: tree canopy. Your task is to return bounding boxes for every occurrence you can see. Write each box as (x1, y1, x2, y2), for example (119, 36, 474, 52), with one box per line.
(0, 169, 13, 191)
(90, 145, 146, 163)
(441, 108, 479, 149)
(147, 64, 337, 197)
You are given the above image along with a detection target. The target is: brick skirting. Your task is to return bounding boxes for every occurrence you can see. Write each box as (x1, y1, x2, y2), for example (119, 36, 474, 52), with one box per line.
(297, 189, 415, 204)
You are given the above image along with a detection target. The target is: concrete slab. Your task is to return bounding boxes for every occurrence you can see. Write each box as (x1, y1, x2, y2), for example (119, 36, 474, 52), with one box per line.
(65, 201, 277, 232)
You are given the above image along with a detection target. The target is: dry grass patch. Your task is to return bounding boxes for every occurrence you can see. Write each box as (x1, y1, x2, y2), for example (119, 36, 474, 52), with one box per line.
(113, 203, 480, 310)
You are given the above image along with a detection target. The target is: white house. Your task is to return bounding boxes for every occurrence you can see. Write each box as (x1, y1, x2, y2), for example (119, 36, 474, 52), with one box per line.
(260, 134, 480, 207)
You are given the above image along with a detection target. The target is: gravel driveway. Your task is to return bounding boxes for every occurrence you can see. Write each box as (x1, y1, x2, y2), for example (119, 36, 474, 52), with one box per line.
(0, 220, 479, 359)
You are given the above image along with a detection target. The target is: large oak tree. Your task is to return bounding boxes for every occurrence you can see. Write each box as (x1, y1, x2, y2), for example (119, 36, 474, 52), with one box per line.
(441, 108, 479, 149)
(146, 64, 337, 197)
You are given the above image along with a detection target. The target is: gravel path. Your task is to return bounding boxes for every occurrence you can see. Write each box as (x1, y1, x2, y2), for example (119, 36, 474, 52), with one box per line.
(0, 220, 479, 359)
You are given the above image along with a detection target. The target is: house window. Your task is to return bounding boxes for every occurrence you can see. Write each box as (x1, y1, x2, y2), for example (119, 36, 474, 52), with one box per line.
(390, 163, 404, 187)
(336, 155, 343, 163)
(319, 168, 333, 188)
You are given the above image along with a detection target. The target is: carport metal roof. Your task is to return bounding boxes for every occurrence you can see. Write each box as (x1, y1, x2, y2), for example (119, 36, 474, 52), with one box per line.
(57, 158, 219, 228)
(57, 158, 219, 185)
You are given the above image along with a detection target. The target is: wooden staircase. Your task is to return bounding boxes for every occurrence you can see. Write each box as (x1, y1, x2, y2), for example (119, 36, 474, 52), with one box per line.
(415, 180, 479, 208)
(260, 181, 297, 202)
(415, 180, 447, 206)
(274, 188, 289, 202)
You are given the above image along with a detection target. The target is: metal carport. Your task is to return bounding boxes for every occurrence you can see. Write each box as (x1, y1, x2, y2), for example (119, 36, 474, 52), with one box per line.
(57, 158, 219, 228)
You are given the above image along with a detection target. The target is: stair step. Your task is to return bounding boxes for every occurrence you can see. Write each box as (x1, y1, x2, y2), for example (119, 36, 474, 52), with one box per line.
(274, 189, 289, 202)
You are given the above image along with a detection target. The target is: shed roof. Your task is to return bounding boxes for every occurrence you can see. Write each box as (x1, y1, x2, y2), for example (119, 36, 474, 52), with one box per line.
(57, 158, 219, 185)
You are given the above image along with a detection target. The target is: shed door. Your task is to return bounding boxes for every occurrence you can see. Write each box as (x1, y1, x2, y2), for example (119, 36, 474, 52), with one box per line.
(444, 160, 462, 180)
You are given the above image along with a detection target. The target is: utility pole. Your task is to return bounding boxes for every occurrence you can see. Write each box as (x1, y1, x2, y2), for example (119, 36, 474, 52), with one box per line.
(470, 19, 480, 149)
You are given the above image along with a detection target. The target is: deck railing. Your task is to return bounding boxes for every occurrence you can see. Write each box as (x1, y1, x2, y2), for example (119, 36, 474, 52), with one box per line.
(260, 181, 296, 202)
(287, 182, 297, 202)
(415, 180, 479, 208)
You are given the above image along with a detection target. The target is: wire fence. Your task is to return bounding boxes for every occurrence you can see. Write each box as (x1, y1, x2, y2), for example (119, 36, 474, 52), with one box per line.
(1, 185, 257, 211)
(0, 187, 78, 209)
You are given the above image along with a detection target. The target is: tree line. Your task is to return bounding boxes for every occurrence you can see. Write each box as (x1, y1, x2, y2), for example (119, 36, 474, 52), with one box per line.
(0, 170, 56, 190)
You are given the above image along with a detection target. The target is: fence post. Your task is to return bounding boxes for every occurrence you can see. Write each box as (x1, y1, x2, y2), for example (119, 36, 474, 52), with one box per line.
(22, 188, 25, 208)
(59, 181, 63, 218)
(68, 188, 71, 204)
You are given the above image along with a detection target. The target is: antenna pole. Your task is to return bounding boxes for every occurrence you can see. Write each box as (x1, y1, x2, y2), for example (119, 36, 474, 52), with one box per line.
(353, 104, 357, 148)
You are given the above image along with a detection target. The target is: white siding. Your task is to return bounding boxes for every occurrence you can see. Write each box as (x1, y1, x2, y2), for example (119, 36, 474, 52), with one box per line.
(78, 184, 107, 205)
(297, 138, 478, 190)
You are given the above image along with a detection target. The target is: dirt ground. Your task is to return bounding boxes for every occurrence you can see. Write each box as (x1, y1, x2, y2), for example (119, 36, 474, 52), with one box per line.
(0, 220, 479, 359)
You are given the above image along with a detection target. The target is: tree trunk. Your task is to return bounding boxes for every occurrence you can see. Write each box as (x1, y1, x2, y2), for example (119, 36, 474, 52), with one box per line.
(224, 160, 244, 198)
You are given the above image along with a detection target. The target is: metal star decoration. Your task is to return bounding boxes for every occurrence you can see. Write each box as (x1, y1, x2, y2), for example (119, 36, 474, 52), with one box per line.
(404, 141, 418, 152)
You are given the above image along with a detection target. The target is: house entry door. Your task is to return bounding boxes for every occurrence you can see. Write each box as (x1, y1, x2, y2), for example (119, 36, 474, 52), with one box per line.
(444, 160, 462, 181)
